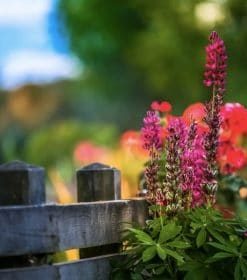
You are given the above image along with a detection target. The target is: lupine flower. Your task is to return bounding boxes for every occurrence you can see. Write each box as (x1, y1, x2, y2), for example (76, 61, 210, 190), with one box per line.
(141, 110, 162, 204)
(180, 123, 207, 207)
(203, 31, 227, 204)
(142, 111, 162, 152)
(163, 118, 187, 213)
(204, 31, 227, 93)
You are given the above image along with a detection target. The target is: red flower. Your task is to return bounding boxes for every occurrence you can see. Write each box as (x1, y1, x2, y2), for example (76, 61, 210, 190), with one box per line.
(120, 130, 147, 156)
(217, 141, 247, 174)
(220, 103, 247, 143)
(182, 103, 206, 125)
(151, 101, 172, 113)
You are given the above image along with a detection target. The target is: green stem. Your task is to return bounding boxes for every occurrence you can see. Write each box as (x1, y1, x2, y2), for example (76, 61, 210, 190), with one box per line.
(159, 204, 163, 228)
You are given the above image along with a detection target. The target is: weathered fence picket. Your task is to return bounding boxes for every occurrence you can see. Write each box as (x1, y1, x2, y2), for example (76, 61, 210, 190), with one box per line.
(0, 161, 147, 280)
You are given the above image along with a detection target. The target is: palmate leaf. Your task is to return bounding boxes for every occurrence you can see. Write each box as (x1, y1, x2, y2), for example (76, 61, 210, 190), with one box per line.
(207, 226, 225, 244)
(208, 242, 238, 255)
(235, 260, 242, 280)
(196, 228, 207, 247)
(166, 240, 191, 249)
(241, 240, 247, 255)
(162, 247, 184, 263)
(142, 245, 157, 262)
(156, 245, 167, 260)
(128, 228, 155, 245)
(240, 258, 247, 279)
(206, 252, 234, 263)
(158, 223, 182, 244)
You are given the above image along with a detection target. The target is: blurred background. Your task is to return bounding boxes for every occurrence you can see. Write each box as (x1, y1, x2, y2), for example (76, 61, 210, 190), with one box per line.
(0, 0, 247, 202)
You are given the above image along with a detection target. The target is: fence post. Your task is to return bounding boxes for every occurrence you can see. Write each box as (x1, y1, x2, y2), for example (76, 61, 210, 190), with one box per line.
(77, 162, 121, 202)
(0, 160, 47, 268)
(0, 160, 45, 206)
(77, 162, 121, 258)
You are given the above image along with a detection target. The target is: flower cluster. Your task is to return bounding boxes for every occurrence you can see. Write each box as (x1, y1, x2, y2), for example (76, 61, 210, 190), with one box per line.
(218, 103, 247, 173)
(151, 101, 172, 113)
(141, 111, 162, 203)
(141, 31, 230, 214)
(162, 118, 187, 213)
(180, 122, 207, 207)
(141, 111, 162, 152)
(204, 31, 227, 93)
(115, 31, 247, 280)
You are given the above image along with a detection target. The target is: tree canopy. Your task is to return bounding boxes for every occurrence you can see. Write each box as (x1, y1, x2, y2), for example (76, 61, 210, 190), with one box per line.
(57, 0, 247, 117)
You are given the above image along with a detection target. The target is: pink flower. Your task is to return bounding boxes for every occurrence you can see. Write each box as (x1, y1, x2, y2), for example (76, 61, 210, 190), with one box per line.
(204, 31, 227, 93)
(74, 141, 108, 164)
(180, 124, 207, 207)
(141, 111, 162, 152)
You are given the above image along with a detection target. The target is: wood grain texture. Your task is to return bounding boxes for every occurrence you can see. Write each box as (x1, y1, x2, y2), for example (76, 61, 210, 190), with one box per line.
(77, 163, 121, 202)
(0, 199, 147, 256)
(0, 254, 119, 280)
(0, 160, 45, 206)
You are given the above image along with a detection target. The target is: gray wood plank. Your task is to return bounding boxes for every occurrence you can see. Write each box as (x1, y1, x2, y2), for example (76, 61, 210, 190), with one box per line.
(0, 199, 147, 256)
(0, 254, 119, 280)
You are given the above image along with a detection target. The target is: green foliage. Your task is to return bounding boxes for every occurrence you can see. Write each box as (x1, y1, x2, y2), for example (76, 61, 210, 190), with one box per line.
(218, 174, 247, 215)
(58, 0, 247, 114)
(24, 120, 118, 167)
(111, 207, 247, 279)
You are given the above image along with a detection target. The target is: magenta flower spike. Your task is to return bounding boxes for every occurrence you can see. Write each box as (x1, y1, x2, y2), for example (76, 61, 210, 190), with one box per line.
(142, 110, 162, 152)
(204, 31, 227, 94)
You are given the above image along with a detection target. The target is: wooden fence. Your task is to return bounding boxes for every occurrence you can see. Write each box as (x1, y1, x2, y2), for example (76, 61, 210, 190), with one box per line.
(0, 161, 147, 280)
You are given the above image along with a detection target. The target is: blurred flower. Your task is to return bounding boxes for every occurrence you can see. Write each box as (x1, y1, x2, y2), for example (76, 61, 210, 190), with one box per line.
(220, 103, 247, 143)
(217, 142, 247, 174)
(151, 101, 172, 113)
(120, 130, 147, 157)
(182, 102, 206, 125)
(73, 141, 108, 164)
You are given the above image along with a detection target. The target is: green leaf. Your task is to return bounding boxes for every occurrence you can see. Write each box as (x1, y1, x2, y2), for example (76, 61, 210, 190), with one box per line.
(154, 265, 165, 275)
(131, 273, 144, 280)
(167, 240, 191, 249)
(162, 247, 184, 263)
(156, 245, 167, 260)
(142, 246, 157, 262)
(180, 261, 202, 272)
(207, 227, 225, 244)
(128, 228, 154, 245)
(196, 228, 207, 248)
(235, 260, 242, 280)
(209, 242, 238, 255)
(240, 259, 247, 279)
(241, 240, 247, 254)
(206, 252, 234, 263)
(184, 269, 207, 280)
(158, 223, 182, 244)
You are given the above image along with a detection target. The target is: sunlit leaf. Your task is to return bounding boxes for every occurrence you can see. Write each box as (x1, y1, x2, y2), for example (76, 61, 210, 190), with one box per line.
(142, 246, 157, 262)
